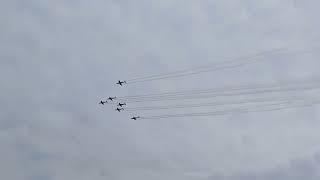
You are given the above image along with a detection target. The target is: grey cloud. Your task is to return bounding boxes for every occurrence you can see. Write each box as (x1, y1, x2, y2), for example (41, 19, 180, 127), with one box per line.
(208, 152, 320, 180)
(1, 0, 320, 179)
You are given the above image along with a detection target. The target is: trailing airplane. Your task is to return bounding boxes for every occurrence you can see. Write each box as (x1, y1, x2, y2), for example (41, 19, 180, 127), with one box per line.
(116, 107, 124, 112)
(99, 100, 107, 105)
(116, 80, 127, 86)
(131, 116, 140, 120)
(117, 103, 126, 107)
(108, 97, 116, 101)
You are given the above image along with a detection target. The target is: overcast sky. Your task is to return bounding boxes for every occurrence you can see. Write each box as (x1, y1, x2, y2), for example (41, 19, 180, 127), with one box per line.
(1, 0, 320, 179)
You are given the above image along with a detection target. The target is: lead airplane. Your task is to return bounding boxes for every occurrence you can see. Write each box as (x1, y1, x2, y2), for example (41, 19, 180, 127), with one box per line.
(116, 80, 127, 86)
(131, 116, 140, 120)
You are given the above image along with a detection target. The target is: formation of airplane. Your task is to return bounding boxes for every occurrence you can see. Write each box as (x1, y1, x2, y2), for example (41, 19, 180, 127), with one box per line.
(116, 80, 127, 86)
(131, 116, 140, 120)
(116, 107, 124, 112)
(98, 81, 143, 121)
(117, 103, 126, 107)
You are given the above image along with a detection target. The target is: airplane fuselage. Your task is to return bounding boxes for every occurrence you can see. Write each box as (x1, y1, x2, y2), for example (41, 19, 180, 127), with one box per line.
(116, 108, 124, 112)
(116, 81, 126, 86)
(118, 103, 126, 107)
(131, 116, 140, 120)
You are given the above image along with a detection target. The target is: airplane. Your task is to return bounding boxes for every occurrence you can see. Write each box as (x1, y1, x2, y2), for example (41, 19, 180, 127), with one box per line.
(108, 97, 116, 101)
(117, 103, 126, 107)
(116, 80, 127, 86)
(131, 116, 140, 121)
(99, 100, 107, 105)
(116, 108, 124, 112)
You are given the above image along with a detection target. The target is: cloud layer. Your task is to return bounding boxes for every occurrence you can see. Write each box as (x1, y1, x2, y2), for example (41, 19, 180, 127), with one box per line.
(1, 0, 320, 179)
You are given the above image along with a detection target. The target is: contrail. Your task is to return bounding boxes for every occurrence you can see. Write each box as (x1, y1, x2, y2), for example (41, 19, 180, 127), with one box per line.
(141, 99, 320, 119)
(116, 84, 320, 103)
(124, 47, 315, 84)
(117, 78, 320, 100)
(124, 95, 316, 111)
(126, 47, 287, 83)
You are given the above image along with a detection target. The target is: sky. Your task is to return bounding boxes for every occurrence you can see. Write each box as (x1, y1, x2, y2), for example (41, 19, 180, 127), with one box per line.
(1, 0, 320, 179)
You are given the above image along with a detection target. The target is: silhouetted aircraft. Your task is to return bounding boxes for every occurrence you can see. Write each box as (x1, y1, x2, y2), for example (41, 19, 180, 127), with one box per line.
(117, 103, 126, 107)
(99, 101, 107, 105)
(116, 108, 124, 112)
(131, 116, 140, 120)
(108, 97, 116, 101)
(116, 80, 127, 86)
